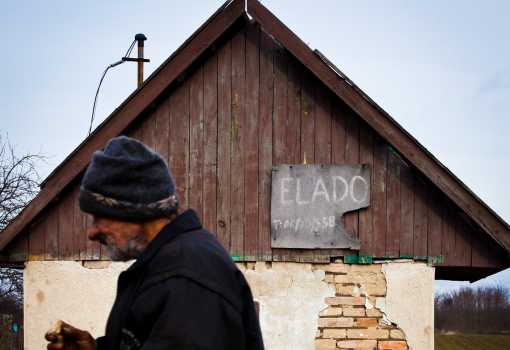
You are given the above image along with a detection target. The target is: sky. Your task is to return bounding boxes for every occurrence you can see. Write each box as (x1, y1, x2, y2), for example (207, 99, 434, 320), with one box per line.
(1, 0, 509, 291)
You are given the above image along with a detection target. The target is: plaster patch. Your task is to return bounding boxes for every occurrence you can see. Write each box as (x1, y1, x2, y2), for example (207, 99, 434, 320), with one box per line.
(24, 261, 131, 350)
(375, 297, 385, 313)
(364, 293, 373, 309)
(383, 261, 435, 350)
(375, 297, 391, 325)
(241, 262, 335, 350)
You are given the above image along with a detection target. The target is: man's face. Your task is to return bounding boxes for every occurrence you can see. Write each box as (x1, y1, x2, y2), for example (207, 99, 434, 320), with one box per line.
(88, 216, 147, 261)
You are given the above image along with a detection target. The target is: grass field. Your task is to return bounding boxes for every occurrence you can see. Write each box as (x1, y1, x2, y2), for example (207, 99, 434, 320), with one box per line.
(435, 334, 510, 350)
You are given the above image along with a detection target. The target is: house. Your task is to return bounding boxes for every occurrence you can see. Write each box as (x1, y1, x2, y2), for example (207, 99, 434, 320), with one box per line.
(2, 0, 509, 349)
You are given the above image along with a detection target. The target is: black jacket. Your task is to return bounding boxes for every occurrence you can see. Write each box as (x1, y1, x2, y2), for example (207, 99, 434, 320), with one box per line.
(96, 210, 264, 350)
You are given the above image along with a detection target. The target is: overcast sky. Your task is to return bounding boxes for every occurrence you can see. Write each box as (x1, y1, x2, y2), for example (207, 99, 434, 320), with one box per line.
(1, 0, 509, 290)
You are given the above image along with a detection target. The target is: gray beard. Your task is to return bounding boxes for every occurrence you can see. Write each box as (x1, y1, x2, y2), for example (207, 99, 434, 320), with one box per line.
(98, 233, 146, 261)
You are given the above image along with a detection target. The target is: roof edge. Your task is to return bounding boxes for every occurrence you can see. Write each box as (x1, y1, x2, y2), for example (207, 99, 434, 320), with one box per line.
(0, 0, 248, 251)
(246, 0, 510, 254)
(39, 0, 238, 189)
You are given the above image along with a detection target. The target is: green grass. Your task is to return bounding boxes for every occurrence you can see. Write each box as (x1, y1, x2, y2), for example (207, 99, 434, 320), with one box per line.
(435, 334, 510, 350)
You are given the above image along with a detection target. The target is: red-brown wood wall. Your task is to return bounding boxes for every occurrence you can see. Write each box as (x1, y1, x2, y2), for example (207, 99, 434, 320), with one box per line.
(7, 23, 505, 275)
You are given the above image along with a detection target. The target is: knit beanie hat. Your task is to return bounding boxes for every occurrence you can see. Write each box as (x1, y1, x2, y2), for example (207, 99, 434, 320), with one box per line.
(78, 136, 179, 221)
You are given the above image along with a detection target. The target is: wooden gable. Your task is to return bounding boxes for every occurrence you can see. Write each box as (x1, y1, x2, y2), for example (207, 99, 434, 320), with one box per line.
(3, 0, 509, 281)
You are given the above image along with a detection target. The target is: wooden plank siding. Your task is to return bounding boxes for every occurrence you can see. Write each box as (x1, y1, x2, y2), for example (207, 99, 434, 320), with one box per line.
(314, 81, 332, 263)
(272, 39, 288, 262)
(330, 97, 347, 258)
(44, 205, 59, 261)
(244, 23, 260, 261)
(216, 39, 232, 252)
(14, 22, 503, 277)
(285, 55, 301, 263)
(343, 99, 360, 263)
(73, 183, 87, 260)
(358, 121, 374, 260)
(8, 229, 28, 262)
(203, 53, 218, 238)
(299, 67, 315, 263)
(257, 26, 273, 261)
(189, 66, 205, 223)
(230, 28, 246, 261)
(28, 215, 45, 261)
(58, 191, 74, 260)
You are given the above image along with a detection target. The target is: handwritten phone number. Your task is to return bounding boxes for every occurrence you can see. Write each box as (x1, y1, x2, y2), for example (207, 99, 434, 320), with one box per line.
(273, 216, 336, 232)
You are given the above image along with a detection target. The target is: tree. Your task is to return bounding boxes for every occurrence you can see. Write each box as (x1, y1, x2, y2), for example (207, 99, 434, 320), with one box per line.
(0, 133, 46, 230)
(0, 132, 48, 325)
(435, 284, 510, 334)
(0, 268, 23, 323)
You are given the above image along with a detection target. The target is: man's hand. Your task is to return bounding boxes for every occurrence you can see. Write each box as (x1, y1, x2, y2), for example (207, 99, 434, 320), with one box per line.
(45, 322, 97, 350)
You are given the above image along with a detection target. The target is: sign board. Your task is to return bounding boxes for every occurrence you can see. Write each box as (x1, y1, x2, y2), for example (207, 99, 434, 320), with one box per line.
(271, 164, 370, 249)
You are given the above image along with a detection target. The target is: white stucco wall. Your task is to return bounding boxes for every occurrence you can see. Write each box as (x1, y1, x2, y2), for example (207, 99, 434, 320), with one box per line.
(381, 261, 435, 350)
(24, 260, 434, 350)
(24, 261, 131, 350)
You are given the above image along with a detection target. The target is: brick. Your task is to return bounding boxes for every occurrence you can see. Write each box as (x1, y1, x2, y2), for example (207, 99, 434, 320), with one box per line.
(319, 307, 343, 317)
(254, 261, 270, 272)
(83, 261, 110, 269)
(347, 274, 379, 284)
(378, 318, 395, 328)
(334, 274, 349, 283)
(366, 308, 383, 317)
(378, 340, 408, 349)
(235, 262, 247, 272)
(315, 339, 337, 350)
(316, 330, 322, 338)
(318, 318, 354, 328)
(327, 263, 350, 274)
(337, 340, 377, 349)
(357, 318, 378, 327)
(313, 264, 331, 271)
(343, 308, 365, 317)
(389, 330, 405, 339)
(324, 274, 335, 283)
(350, 264, 382, 273)
(334, 274, 387, 296)
(336, 284, 360, 296)
(347, 327, 389, 339)
(323, 329, 346, 339)
(325, 297, 365, 306)
(358, 282, 386, 296)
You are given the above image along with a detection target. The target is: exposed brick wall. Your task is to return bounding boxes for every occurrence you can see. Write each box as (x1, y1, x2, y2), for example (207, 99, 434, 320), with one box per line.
(313, 262, 409, 350)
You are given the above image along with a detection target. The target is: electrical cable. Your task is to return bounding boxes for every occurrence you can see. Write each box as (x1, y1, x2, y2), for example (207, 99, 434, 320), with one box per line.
(125, 40, 136, 58)
(88, 39, 136, 136)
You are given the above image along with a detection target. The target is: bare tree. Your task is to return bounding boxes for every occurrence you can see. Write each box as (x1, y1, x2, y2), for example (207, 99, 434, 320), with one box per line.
(0, 133, 47, 230)
(0, 132, 48, 325)
(435, 284, 510, 334)
(0, 268, 23, 323)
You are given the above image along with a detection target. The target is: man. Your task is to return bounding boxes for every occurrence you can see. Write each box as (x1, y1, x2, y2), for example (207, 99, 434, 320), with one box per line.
(46, 136, 264, 350)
